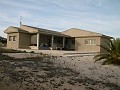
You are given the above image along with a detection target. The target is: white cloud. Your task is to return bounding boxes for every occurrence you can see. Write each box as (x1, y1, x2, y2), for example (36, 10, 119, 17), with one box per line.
(0, 0, 120, 38)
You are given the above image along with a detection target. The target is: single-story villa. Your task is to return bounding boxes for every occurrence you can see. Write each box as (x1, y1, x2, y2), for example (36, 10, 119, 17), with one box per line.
(4, 25, 112, 53)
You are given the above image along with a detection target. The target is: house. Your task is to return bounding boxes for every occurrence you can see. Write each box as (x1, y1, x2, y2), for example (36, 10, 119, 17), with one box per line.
(62, 28, 113, 53)
(4, 25, 112, 53)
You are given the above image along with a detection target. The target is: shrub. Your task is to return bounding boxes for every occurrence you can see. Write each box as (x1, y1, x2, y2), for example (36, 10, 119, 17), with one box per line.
(94, 38, 120, 65)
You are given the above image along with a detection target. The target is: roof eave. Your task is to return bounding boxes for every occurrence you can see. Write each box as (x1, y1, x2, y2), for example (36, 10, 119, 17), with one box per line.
(102, 34, 113, 39)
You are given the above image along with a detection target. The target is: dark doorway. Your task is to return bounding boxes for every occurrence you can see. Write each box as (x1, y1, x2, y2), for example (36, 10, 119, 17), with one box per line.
(48, 39, 51, 47)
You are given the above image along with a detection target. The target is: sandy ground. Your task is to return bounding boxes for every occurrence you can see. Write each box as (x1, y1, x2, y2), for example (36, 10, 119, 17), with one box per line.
(0, 53, 120, 90)
(50, 56, 120, 86)
(16, 49, 97, 56)
(2, 53, 43, 59)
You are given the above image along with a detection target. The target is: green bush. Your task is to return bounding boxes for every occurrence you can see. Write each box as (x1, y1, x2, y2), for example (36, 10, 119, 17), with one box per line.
(94, 38, 120, 65)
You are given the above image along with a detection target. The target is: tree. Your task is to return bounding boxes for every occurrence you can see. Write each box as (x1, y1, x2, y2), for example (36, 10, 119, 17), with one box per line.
(94, 38, 120, 65)
(0, 36, 7, 44)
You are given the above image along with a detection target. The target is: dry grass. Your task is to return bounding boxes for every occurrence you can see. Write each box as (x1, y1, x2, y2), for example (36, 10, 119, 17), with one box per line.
(0, 48, 18, 53)
(0, 47, 27, 53)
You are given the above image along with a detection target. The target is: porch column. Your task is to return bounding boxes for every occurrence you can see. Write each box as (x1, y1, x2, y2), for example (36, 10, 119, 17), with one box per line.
(37, 33, 40, 50)
(51, 36, 54, 50)
(63, 37, 65, 48)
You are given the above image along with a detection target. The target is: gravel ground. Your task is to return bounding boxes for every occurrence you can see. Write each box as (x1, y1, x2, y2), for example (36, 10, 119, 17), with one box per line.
(0, 53, 120, 90)
(50, 56, 120, 90)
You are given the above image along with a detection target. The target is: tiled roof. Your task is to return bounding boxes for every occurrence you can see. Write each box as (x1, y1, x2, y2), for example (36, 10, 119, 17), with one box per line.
(22, 25, 70, 37)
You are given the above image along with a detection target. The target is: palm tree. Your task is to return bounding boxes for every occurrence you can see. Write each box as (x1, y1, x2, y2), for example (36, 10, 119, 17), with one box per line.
(94, 38, 120, 65)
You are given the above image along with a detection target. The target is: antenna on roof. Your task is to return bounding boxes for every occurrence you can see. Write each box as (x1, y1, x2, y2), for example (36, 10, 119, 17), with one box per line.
(20, 16, 22, 27)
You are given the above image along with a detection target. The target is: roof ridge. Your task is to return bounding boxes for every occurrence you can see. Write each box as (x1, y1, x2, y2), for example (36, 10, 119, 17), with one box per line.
(21, 25, 70, 37)
(22, 25, 61, 33)
(64, 28, 102, 36)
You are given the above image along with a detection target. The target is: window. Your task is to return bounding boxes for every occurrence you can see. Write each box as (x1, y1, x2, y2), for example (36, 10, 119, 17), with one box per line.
(85, 40, 90, 45)
(85, 39, 96, 45)
(91, 39, 96, 44)
(9, 36, 16, 41)
(13, 36, 16, 41)
(9, 36, 12, 41)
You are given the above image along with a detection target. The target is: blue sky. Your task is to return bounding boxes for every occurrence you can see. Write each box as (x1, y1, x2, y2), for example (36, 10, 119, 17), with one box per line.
(0, 0, 120, 38)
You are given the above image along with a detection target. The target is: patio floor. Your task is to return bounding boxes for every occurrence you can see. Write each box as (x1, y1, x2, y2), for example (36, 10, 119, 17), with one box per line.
(17, 49, 97, 56)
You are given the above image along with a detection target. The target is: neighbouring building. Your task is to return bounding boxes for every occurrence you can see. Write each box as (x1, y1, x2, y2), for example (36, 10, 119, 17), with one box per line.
(4, 25, 112, 53)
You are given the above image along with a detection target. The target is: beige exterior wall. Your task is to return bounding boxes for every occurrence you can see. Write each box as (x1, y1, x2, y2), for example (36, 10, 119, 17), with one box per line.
(19, 33, 31, 49)
(7, 33, 19, 49)
(31, 34, 37, 44)
(75, 37, 101, 52)
(7, 32, 31, 49)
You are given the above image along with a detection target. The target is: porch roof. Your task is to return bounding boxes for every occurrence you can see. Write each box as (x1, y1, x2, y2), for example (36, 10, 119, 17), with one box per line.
(22, 25, 71, 37)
